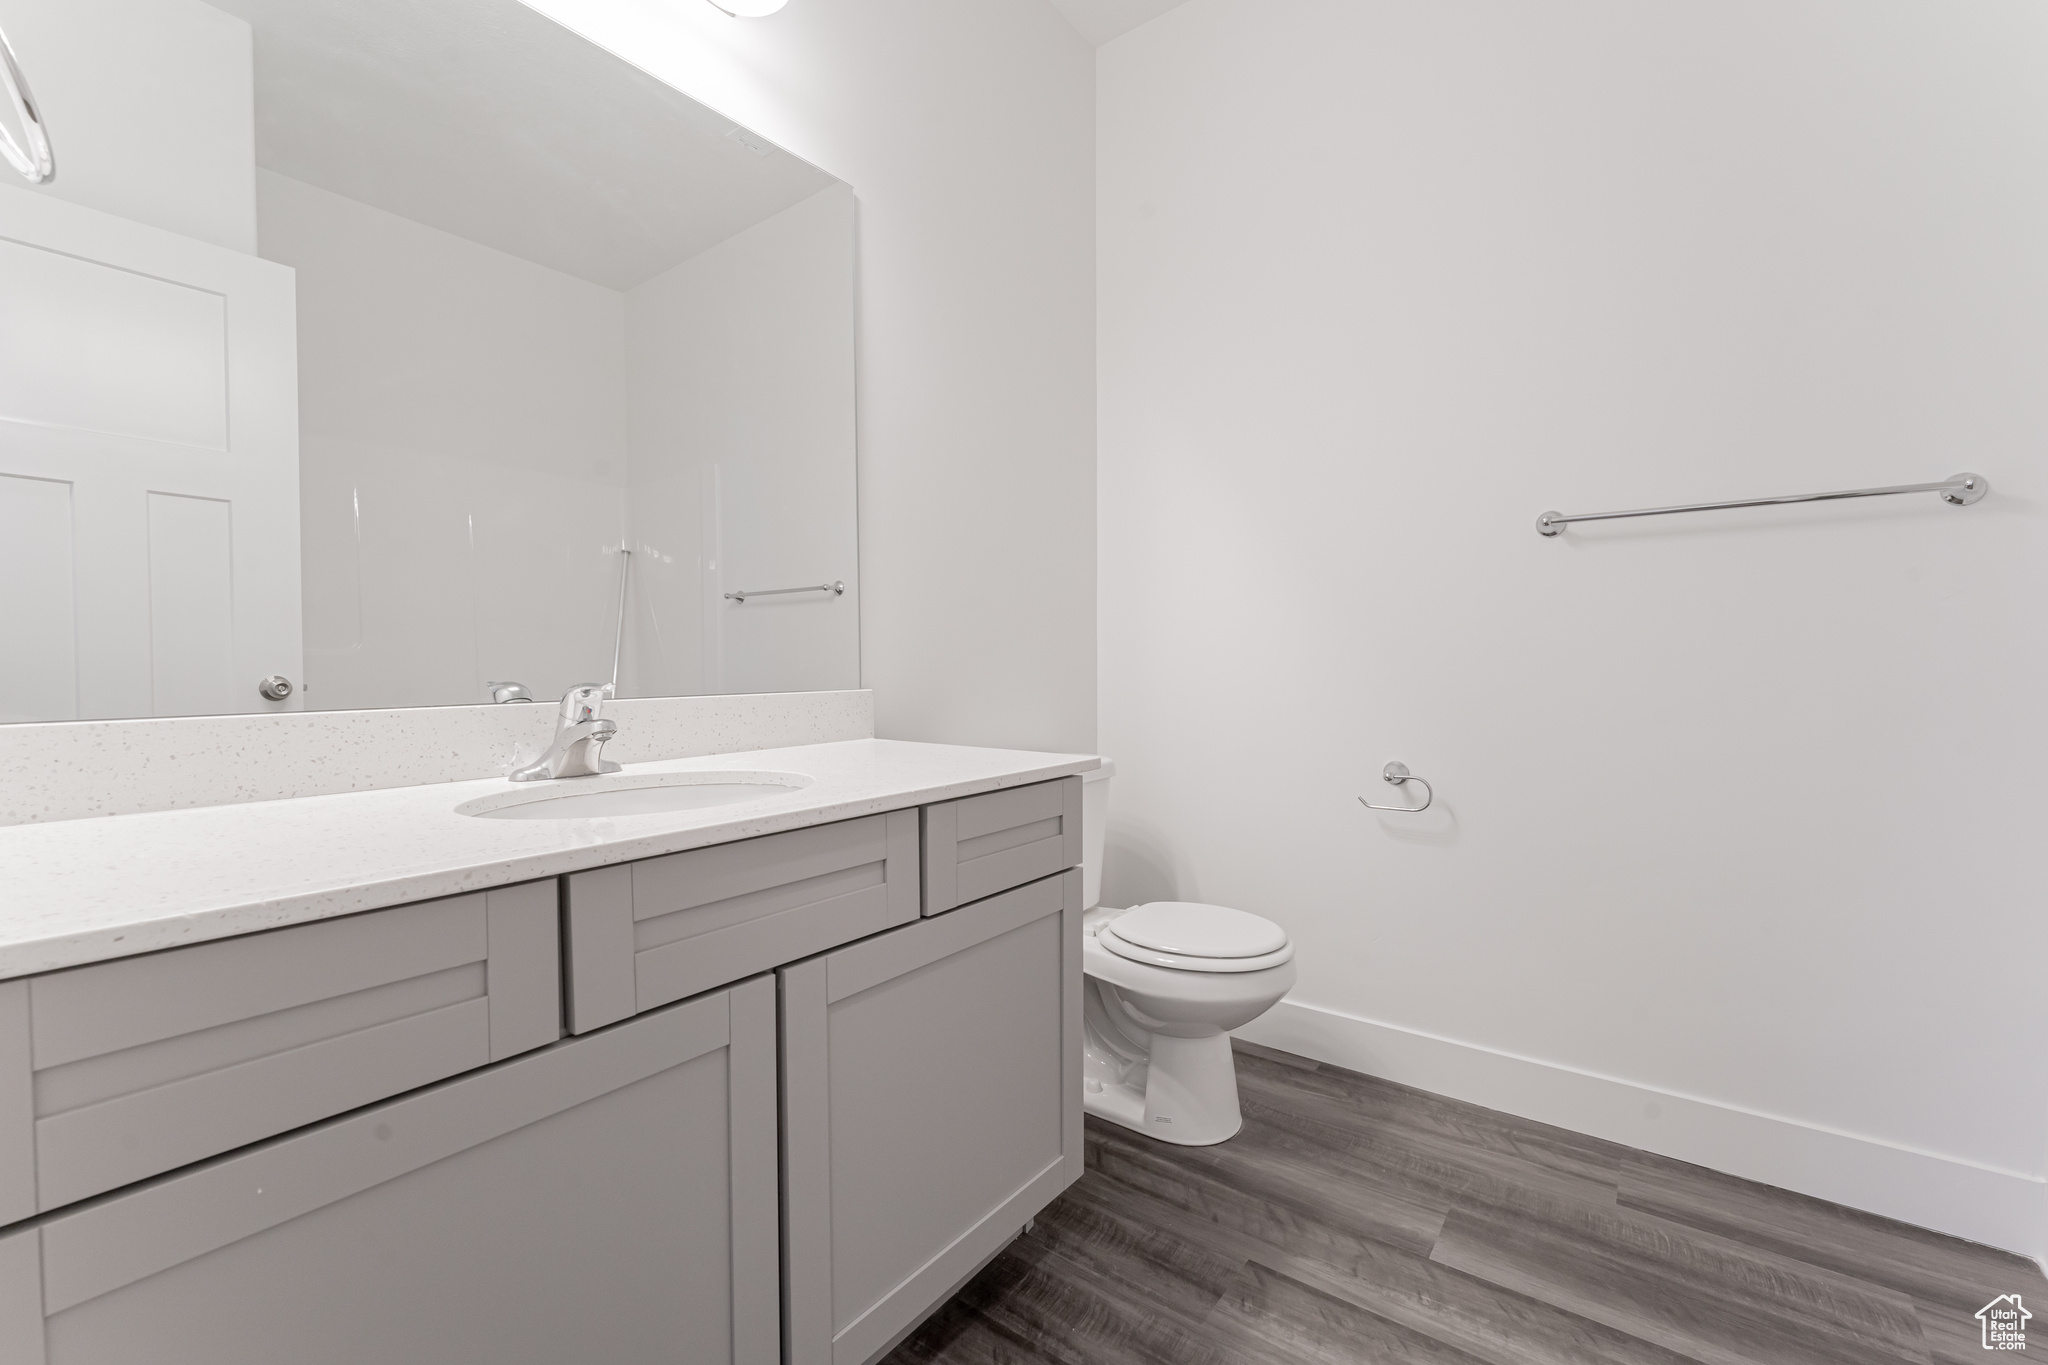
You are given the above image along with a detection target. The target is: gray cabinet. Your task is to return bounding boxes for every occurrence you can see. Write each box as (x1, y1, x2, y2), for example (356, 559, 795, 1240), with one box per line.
(780, 869, 1084, 1365)
(920, 777, 1081, 916)
(0, 976, 780, 1365)
(565, 811, 919, 1035)
(0, 880, 560, 1223)
(0, 789, 1088, 1362)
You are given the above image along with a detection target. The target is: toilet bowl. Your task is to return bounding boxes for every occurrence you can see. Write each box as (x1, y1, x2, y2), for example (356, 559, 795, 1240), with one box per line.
(1077, 764, 1294, 1146)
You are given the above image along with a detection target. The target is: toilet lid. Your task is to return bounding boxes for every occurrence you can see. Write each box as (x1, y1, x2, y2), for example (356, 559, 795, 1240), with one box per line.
(1104, 902, 1288, 959)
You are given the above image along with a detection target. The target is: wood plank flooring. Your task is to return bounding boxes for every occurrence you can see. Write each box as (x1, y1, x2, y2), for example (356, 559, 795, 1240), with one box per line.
(883, 1043, 2044, 1365)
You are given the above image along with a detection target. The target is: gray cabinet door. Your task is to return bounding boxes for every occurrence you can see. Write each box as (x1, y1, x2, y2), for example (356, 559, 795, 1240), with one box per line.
(0, 976, 779, 1365)
(0, 880, 559, 1223)
(781, 869, 1083, 1365)
(920, 777, 1082, 916)
(564, 810, 918, 1034)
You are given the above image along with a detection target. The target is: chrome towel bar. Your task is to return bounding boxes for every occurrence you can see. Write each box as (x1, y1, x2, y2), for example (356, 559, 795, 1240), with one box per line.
(725, 579, 845, 603)
(1536, 472, 1987, 537)
(1358, 761, 1432, 813)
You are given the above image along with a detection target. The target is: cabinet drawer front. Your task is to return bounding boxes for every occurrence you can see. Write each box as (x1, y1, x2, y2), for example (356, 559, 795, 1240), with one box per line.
(0, 979, 779, 1365)
(0, 882, 559, 1220)
(564, 811, 919, 1035)
(920, 776, 1082, 916)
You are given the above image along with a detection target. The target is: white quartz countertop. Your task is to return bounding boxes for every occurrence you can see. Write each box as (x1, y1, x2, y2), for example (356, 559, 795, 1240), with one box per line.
(0, 738, 1100, 980)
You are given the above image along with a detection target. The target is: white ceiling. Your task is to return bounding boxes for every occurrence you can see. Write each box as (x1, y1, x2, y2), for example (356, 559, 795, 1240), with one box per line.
(1044, 0, 1193, 47)
(210, 0, 839, 290)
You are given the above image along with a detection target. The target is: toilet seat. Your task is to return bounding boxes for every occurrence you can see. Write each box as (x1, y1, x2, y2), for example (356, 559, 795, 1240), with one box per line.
(1099, 902, 1294, 974)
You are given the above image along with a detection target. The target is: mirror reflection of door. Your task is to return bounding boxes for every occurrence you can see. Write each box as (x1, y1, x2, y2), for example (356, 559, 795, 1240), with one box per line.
(0, 189, 302, 722)
(0, 0, 858, 723)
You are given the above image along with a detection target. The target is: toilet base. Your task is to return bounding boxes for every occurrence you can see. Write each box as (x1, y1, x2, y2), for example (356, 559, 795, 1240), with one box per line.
(1081, 1071, 1150, 1133)
(1082, 980, 1244, 1146)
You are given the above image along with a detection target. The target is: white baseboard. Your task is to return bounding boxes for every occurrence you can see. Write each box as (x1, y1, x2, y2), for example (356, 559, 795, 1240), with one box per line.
(1235, 998, 2045, 1265)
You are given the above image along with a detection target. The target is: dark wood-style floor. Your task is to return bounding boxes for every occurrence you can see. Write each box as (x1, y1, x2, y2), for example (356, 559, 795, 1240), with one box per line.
(884, 1042, 2044, 1365)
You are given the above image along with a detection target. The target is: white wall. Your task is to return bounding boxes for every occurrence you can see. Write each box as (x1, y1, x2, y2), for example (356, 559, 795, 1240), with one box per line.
(0, 0, 255, 251)
(624, 185, 858, 700)
(259, 171, 630, 711)
(524, 0, 1097, 754)
(1099, 0, 2048, 1255)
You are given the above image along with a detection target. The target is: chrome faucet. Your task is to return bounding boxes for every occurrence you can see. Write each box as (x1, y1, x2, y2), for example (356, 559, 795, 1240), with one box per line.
(510, 684, 621, 781)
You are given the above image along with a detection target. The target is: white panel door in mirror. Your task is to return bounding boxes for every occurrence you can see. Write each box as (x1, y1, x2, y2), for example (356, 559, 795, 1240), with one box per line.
(0, 186, 302, 721)
(0, 475, 76, 723)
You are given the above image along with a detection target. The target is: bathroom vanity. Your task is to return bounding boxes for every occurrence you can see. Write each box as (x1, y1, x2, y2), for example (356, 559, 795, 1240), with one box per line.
(0, 738, 1094, 1365)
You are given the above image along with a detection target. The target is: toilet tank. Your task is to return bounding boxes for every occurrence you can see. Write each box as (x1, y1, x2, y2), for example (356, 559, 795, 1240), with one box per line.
(1081, 759, 1115, 910)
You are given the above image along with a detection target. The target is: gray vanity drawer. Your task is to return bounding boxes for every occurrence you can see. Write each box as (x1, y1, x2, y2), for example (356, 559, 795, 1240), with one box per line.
(920, 776, 1083, 917)
(563, 810, 920, 1035)
(0, 882, 560, 1223)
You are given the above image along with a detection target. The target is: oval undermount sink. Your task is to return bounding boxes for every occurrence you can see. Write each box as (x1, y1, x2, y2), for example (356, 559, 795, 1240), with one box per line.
(456, 772, 811, 821)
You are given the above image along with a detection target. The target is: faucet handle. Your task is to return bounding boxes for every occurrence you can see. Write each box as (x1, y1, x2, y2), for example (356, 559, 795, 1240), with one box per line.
(559, 684, 607, 725)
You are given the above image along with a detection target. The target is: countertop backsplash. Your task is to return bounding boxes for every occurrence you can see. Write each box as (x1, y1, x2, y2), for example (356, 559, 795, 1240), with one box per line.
(0, 690, 873, 826)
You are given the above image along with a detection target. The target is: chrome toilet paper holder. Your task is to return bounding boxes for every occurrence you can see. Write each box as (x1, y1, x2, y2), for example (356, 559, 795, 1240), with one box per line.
(1358, 761, 1432, 813)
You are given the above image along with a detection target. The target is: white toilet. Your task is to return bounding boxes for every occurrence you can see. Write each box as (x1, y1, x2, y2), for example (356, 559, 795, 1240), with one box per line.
(1078, 763, 1296, 1146)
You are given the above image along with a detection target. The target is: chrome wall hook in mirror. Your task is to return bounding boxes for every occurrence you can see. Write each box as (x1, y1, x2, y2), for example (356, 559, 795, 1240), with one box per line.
(0, 23, 55, 184)
(1358, 761, 1432, 813)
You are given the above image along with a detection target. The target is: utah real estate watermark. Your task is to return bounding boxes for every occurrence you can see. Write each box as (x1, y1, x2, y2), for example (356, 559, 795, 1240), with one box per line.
(1979, 1295, 2030, 1352)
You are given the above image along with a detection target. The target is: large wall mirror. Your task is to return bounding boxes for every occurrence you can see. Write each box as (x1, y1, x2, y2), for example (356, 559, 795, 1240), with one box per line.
(0, 0, 857, 724)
